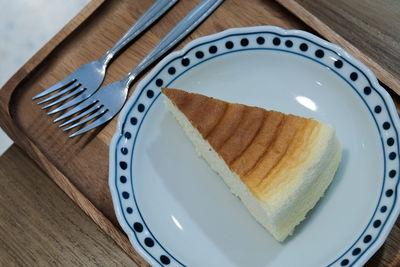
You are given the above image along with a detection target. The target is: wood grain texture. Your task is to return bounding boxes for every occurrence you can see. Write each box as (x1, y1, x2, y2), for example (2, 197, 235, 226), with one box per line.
(0, 0, 398, 265)
(0, 0, 312, 262)
(0, 145, 144, 266)
(276, 0, 400, 95)
(4, 0, 308, 228)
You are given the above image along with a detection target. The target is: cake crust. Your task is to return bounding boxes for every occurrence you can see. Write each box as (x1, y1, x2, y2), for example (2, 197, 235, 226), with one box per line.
(162, 87, 342, 241)
(162, 88, 321, 195)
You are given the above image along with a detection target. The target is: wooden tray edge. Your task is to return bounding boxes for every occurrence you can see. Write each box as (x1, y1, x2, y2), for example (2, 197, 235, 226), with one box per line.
(0, 0, 144, 264)
(1, 1, 397, 265)
(275, 0, 400, 95)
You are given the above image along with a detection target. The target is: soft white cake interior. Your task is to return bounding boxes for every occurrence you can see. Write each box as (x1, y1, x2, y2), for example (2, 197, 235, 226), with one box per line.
(164, 97, 342, 241)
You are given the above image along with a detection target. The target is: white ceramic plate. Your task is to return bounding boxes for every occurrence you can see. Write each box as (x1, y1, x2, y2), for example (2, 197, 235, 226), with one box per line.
(109, 26, 400, 267)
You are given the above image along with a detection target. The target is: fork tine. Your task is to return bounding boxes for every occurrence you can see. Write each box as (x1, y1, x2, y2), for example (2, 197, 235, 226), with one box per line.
(58, 104, 101, 127)
(47, 90, 91, 115)
(69, 113, 112, 138)
(63, 108, 107, 131)
(32, 79, 76, 100)
(52, 97, 97, 121)
(37, 82, 81, 104)
(41, 86, 85, 110)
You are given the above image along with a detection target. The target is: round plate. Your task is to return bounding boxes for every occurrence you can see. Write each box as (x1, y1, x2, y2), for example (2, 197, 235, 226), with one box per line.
(109, 26, 400, 267)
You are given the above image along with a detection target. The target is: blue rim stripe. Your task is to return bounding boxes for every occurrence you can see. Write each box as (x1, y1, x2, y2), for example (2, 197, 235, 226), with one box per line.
(114, 164, 161, 265)
(129, 94, 186, 266)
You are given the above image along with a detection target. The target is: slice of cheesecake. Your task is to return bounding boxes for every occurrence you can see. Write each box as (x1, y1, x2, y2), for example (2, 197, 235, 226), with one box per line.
(161, 87, 341, 241)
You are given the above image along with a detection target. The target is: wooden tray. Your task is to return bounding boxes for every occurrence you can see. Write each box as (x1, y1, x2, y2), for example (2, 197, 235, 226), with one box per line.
(277, 0, 400, 96)
(0, 0, 398, 265)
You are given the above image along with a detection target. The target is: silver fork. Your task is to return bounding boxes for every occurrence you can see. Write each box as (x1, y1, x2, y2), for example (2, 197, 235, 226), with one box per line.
(56, 0, 223, 138)
(32, 0, 178, 113)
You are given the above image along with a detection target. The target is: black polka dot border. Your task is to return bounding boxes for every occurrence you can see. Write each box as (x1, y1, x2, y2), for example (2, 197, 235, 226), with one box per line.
(155, 79, 163, 87)
(146, 90, 154, 98)
(225, 41, 233, 49)
(350, 72, 358, 81)
(240, 38, 249, 46)
(335, 59, 343, 68)
(138, 104, 145, 113)
(160, 255, 171, 265)
(352, 248, 361, 256)
(119, 161, 127, 170)
(315, 49, 324, 58)
(256, 36, 265, 45)
(373, 220, 381, 228)
(387, 138, 395, 146)
(168, 67, 176, 75)
(341, 259, 349, 266)
(285, 40, 293, 48)
(181, 58, 189, 66)
(133, 222, 143, 233)
(364, 235, 372, 243)
(195, 51, 204, 59)
(272, 37, 281, 46)
(124, 132, 131, 139)
(209, 45, 217, 54)
(144, 237, 154, 247)
(300, 43, 308, 51)
(121, 147, 128, 155)
(111, 29, 400, 267)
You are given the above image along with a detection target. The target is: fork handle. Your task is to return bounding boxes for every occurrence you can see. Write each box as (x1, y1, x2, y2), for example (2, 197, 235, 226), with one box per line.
(123, 0, 223, 87)
(101, 0, 178, 65)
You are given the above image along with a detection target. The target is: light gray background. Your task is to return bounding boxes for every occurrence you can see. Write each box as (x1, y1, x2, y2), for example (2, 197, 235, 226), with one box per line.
(0, 0, 90, 155)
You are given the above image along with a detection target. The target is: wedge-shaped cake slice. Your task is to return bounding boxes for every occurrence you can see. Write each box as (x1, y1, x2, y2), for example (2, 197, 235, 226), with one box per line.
(161, 88, 342, 241)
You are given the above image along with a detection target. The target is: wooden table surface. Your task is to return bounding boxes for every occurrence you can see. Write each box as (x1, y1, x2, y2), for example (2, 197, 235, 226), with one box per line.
(0, 145, 143, 266)
(1, 0, 400, 266)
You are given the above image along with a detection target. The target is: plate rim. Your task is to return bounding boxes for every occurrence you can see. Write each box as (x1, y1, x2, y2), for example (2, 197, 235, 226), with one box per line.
(109, 25, 400, 266)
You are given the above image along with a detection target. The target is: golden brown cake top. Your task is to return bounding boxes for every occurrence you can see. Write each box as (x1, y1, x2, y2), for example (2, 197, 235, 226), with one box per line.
(162, 88, 321, 199)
